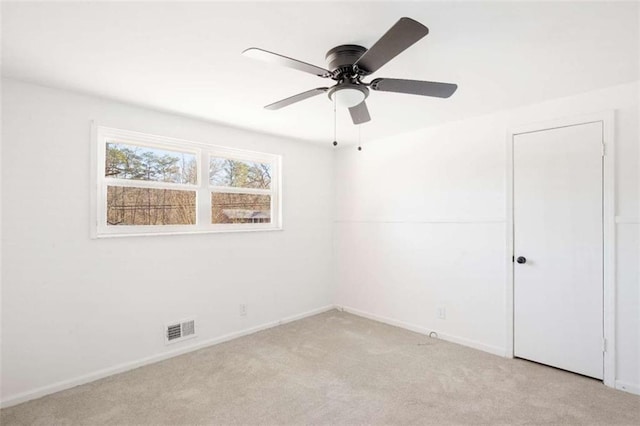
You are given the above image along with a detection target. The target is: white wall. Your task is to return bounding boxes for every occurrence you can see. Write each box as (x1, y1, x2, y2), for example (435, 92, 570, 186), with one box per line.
(334, 81, 639, 392)
(0, 79, 334, 405)
(1, 77, 638, 406)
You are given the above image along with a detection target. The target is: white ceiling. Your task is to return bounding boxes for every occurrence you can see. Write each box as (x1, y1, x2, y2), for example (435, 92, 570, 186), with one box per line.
(2, 1, 638, 145)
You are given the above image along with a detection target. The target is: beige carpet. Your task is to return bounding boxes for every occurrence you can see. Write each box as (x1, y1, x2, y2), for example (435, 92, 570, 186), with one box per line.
(2, 310, 639, 425)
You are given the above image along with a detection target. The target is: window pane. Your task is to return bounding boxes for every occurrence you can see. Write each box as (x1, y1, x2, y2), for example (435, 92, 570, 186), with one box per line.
(106, 142, 197, 184)
(211, 193, 271, 224)
(107, 186, 196, 226)
(209, 157, 271, 189)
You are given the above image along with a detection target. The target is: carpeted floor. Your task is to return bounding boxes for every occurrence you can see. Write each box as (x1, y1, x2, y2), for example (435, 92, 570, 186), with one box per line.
(2, 310, 639, 425)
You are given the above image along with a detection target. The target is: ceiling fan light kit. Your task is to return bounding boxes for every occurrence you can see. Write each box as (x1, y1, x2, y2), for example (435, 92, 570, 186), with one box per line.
(328, 83, 369, 108)
(243, 16, 457, 131)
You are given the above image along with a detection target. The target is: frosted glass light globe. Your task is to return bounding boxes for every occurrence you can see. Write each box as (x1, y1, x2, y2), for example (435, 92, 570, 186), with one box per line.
(330, 87, 366, 108)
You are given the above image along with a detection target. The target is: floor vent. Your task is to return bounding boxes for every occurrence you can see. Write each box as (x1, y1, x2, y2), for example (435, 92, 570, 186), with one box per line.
(165, 318, 196, 345)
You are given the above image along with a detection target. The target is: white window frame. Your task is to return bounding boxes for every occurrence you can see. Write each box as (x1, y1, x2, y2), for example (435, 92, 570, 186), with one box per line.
(91, 124, 282, 238)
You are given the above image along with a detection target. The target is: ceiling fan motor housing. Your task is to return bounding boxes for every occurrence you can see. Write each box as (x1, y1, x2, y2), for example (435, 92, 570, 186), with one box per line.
(325, 44, 367, 77)
(325, 44, 369, 107)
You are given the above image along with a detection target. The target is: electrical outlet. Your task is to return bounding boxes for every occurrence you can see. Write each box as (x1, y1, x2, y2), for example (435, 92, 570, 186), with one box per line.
(239, 304, 247, 317)
(437, 307, 446, 320)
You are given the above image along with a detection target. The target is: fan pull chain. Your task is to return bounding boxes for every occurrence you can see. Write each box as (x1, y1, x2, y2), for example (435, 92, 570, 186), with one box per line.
(332, 94, 337, 147)
(357, 125, 362, 151)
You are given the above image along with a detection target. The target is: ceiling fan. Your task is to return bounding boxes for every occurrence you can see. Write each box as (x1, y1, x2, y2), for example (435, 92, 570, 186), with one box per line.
(242, 17, 457, 125)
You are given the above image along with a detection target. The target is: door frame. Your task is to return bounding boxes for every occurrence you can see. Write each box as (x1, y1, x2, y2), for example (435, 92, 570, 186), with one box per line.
(505, 111, 616, 388)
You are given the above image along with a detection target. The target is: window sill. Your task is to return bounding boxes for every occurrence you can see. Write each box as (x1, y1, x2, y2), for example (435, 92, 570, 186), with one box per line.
(93, 226, 283, 239)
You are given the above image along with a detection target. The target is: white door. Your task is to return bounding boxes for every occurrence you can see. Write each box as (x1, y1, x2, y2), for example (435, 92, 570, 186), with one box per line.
(513, 121, 603, 380)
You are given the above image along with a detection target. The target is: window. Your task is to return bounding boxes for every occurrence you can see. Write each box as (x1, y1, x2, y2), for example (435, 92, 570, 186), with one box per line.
(209, 157, 272, 224)
(93, 126, 281, 237)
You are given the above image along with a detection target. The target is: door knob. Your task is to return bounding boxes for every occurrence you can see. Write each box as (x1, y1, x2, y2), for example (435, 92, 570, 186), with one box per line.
(516, 256, 527, 264)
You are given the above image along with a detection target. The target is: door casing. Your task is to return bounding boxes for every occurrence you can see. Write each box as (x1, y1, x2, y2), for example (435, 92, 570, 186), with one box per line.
(505, 111, 616, 388)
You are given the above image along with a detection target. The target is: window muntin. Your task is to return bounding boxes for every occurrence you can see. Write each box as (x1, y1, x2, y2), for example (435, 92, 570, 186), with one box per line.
(95, 126, 281, 237)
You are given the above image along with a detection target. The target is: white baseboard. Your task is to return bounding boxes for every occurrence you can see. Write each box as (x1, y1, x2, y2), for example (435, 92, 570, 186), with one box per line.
(340, 306, 640, 397)
(0, 305, 335, 409)
(615, 380, 640, 395)
(339, 305, 506, 357)
(5, 304, 635, 408)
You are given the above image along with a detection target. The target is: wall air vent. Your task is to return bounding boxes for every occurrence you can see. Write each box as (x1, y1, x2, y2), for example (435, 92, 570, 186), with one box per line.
(165, 318, 196, 345)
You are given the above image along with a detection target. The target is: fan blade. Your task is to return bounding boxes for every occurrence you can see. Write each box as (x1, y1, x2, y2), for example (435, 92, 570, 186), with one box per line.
(348, 101, 371, 125)
(243, 48, 331, 78)
(354, 17, 429, 75)
(264, 88, 329, 110)
(370, 78, 457, 98)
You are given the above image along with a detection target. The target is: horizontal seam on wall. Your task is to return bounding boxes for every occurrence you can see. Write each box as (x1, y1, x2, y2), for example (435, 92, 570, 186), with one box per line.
(334, 219, 507, 224)
(614, 216, 640, 224)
